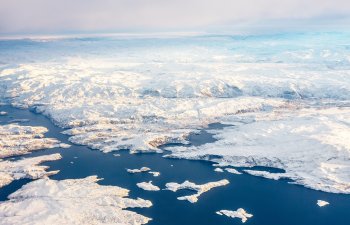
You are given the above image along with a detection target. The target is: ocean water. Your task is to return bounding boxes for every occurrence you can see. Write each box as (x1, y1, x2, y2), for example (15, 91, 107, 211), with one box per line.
(1, 105, 349, 225)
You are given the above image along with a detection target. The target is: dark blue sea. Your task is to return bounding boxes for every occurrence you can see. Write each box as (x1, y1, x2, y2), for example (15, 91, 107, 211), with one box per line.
(0, 105, 349, 225)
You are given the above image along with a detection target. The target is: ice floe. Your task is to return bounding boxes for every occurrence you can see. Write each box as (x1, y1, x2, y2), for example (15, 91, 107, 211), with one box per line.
(0, 153, 61, 188)
(0, 124, 70, 158)
(214, 168, 224, 172)
(127, 167, 151, 174)
(0, 111, 8, 116)
(216, 208, 253, 223)
(149, 171, 160, 177)
(165, 179, 229, 203)
(0, 176, 152, 225)
(317, 200, 330, 207)
(225, 168, 242, 174)
(137, 181, 160, 191)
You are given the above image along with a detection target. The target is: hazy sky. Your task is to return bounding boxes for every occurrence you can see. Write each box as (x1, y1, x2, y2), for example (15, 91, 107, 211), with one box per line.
(0, 0, 350, 34)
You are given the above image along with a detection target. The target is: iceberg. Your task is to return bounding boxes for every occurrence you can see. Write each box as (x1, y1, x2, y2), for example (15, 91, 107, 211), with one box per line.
(317, 200, 330, 207)
(127, 167, 151, 174)
(148, 171, 160, 177)
(216, 208, 253, 223)
(165, 179, 229, 203)
(137, 181, 160, 191)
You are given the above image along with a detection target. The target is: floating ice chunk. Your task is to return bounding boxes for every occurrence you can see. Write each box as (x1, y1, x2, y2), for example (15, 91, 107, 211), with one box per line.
(113, 153, 121, 157)
(0, 153, 61, 188)
(0, 111, 7, 116)
(0, 176, 152, 225)
(127, 167, 151, 173)
(216, 208, 253, 223)
(244, 170, 288, 180)
(225, 168, 242, 174)
(137, 181, 160, 191)
(317, 200, 330, 207)
(165, 179, 229, 203)
(214, 168, 224, 172)
(59, 143, 71, 148)
(0, 124, 69, 158)
(149, 171, 160, 177)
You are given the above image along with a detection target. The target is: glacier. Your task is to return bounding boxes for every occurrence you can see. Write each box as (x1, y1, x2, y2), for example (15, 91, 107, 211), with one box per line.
(0, 32, 349, 194)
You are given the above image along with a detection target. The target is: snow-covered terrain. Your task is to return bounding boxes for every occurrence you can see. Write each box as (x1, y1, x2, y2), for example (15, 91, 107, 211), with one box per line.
(168, 107, 350, 193)
(0, 124, 70, 158)
(165, 179, 229, 203)
(0, 176, 152, 225)
(216, 208, 253, 223)
(0, 32, 349, 193)
(0, 122, 72, 188)
(0, 153, 61, 188)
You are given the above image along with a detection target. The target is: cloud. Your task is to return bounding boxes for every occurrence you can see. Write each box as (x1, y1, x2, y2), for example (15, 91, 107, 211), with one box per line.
(0, 0, 349, 34)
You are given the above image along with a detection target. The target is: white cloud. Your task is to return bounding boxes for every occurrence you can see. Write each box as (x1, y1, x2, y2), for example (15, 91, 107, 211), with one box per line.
(0, 0, 349, 34)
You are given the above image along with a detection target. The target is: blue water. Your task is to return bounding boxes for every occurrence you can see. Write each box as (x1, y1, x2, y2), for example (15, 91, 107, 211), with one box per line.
(0, 105, 349, 225)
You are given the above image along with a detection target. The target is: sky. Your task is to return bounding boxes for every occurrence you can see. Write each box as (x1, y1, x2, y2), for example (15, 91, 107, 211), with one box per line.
(0, 0, 350, 35)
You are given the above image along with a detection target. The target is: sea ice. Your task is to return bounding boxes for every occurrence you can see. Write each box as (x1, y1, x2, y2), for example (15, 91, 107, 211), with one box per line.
(214, 168, 224, 172)
(317, 200, 330, 207)
(225, 168, 242, 174)
(216, 208, 253, 223)
(148, 171, 160, 177)
(137, 181, 160, 191)
(165, 179, 229, 203)
(0, 153, 61, 188)
(0, 176, 152, 225)
(127, 167, 151, 173)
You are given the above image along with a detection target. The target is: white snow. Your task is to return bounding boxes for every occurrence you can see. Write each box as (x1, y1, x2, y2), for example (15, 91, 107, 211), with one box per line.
(167, 107, 350, 193)
(127, 167, 151, 174)
(0, 124, 70, 158)
(317, 200, 330, 207)
(0, 176, 152, 225)
(0, 153, 61, 188)
(137, 181, 160, 191)
(216, 208, 253, 223)
(243, 170, 288, 180)
(165, 179, 229, 203)
(0, 34, 349, 194)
